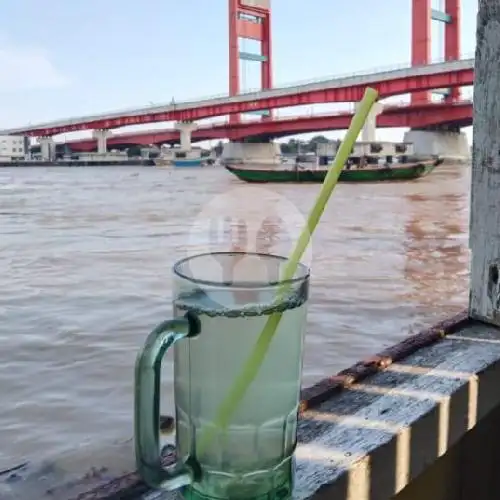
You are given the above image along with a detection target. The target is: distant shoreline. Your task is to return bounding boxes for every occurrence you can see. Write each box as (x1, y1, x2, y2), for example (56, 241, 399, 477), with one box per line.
(0, 159, 155, 168)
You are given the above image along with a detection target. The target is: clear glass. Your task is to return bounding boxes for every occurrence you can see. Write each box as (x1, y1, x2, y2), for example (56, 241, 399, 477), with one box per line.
(135, 252, 309, 500)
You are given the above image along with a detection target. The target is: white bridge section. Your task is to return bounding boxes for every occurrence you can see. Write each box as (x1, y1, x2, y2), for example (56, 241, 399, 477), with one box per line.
(0, 59, 474, 135)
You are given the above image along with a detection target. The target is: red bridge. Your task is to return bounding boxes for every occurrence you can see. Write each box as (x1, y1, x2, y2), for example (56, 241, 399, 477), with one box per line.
(67, 101, 473, 152)
(0, 0, 473, 158)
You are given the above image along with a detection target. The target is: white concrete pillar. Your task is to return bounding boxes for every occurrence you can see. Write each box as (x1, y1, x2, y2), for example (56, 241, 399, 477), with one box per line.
(403, 129, 470, 161)
(38, 136, 54, 161)
(355, 101, 384, 142)
(175, 121, 198, 151)
(93, 129, 111, 154)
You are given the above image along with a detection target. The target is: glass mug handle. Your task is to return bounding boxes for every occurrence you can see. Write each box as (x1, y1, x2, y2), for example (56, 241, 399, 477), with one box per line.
(134, 312, 201, 490)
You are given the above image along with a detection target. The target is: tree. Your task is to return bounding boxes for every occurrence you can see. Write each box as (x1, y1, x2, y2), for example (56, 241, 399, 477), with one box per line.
(278, 135, 330, 154)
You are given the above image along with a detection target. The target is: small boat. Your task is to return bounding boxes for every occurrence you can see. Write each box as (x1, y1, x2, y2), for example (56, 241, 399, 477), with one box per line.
(154, 156, 205, 168)
(172, 158, 205, 167)
(225, 158, 443, 184)
(154, 147, 211, 168)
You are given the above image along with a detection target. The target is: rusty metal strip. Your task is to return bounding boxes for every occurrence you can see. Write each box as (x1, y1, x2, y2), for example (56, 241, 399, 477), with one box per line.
(299, 310, 470, 412)
(70, 310, 470, 499)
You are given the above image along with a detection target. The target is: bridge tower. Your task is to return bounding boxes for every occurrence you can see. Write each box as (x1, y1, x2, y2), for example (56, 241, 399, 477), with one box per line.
(228, 0, 272, 125)
(411, 0, 460, 105)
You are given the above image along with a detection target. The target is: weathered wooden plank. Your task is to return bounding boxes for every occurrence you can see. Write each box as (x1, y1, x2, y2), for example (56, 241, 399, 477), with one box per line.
(469, 0, 500, 325)
(3, 313, 494, 500)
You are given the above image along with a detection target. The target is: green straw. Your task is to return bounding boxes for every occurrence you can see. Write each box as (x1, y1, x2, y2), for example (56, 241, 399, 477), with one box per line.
(197, 87, 380, 452)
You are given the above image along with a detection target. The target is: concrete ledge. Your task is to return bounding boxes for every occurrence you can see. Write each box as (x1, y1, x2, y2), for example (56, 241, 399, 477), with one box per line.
(4, 312, 500, 500)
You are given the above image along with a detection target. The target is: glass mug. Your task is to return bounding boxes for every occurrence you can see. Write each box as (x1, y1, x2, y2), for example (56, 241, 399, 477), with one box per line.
(134, 252, 309, 499)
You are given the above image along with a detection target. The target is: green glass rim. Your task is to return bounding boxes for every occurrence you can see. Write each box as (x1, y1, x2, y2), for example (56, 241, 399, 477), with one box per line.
(173, 251, 310, 289)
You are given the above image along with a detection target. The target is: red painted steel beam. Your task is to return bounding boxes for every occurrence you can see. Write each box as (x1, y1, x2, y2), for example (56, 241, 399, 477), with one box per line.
(228, 0, 239, 102)
(445, 0, 460, 62)
(411, 0, 461, 105)
(444, 0, 461, 102)
(228, 0, 272, 125)
(411, 0, 431, 104)
(412, 0, 431, 67)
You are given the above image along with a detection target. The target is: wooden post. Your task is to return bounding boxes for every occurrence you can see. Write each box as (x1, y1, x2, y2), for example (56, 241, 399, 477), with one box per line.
(469, 1, 500, 325)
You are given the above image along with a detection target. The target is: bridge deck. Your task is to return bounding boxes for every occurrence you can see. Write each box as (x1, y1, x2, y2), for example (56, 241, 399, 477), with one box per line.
(0, 59, 474, 135)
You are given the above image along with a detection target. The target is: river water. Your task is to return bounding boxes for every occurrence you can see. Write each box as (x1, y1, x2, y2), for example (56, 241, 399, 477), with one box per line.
(0, 164, 469, 468)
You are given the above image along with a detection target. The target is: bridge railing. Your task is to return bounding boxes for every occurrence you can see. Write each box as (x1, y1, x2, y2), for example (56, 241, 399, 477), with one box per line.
(146, 53, 476, 106)
(4, 55, 475, 136)
(86, 55, 477, 120)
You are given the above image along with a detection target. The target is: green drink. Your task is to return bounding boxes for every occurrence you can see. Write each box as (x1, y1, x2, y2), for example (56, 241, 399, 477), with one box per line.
(135, 252, 309, 499)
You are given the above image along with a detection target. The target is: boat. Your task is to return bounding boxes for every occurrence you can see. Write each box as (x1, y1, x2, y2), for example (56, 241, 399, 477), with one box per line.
(154, 147, 212, 168)
(154, 155, 204, 168)
(173, 158, 205, 167)
(225, 158, 443, 183)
